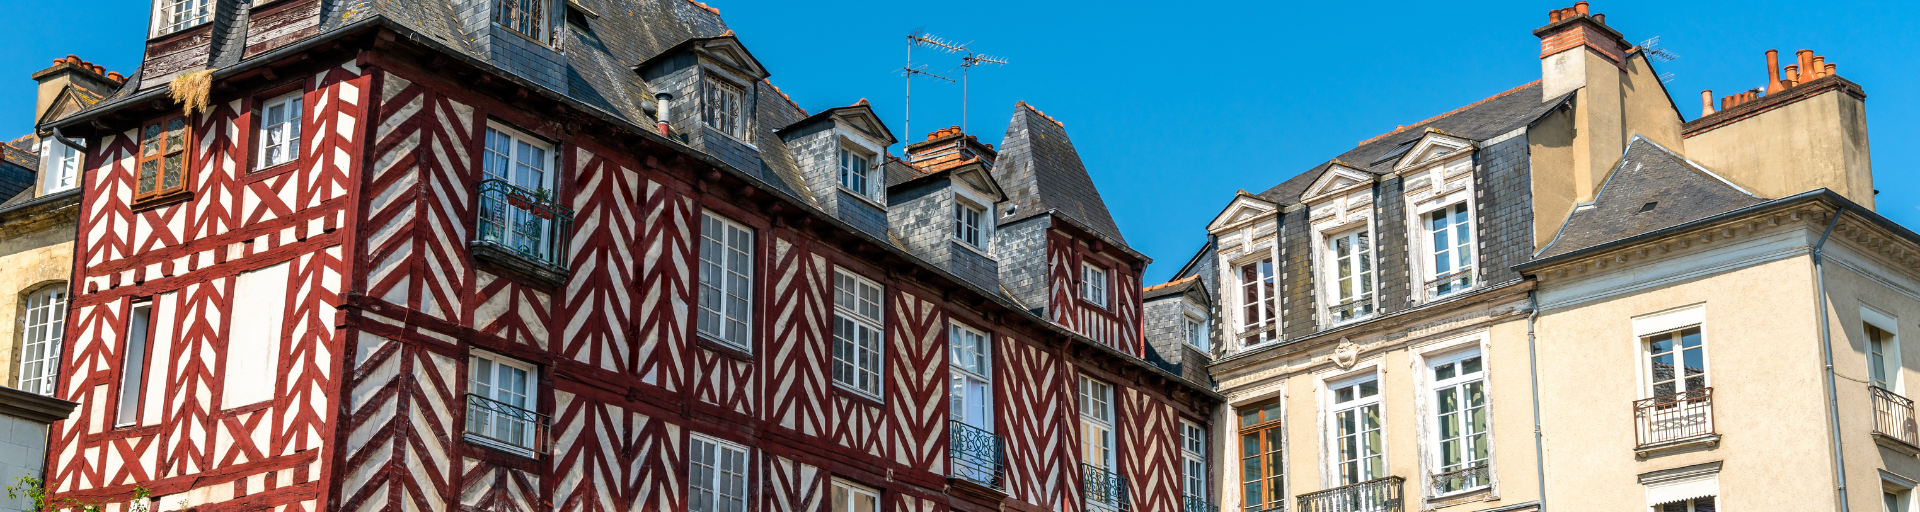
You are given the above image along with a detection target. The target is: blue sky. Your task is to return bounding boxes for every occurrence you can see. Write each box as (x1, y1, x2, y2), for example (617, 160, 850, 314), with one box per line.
(5, 1, 1918, 284)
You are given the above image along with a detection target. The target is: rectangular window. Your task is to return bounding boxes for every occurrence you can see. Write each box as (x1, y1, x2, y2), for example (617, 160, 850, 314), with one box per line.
(839, 147, 871, 196)
(1887, 487, 1911, 512)
(950, 324, 992, 429)
(1427, 203, 1474, 297)
(155, 0, 211, 35)
(114, 302, 153, 427)
(1081, 264, 1109, 309)
(43, 142, 80, 194)
(954, 201, 985, 248)
(479, 125, 557, 262)
(833, 270, 885, 399)
(1185, 315, 1209, 352)
(1659, 497, 1717, 512)
(1430, 351, 1489, 494)
(832, 480, 880, 512)
(495, 0, 547, 41)
(257, 92, 304, 169)
(1080, 376, 1115, 471)
(1870, 323, 1899, 391)
(703, 79, 746, 139)
(1238, 401, 1283, 512)
(1327, 229, 1375, 322)
(1646, 327, 1707, 398)
(224, 261, 290, 408)
(466, 352, 540, 455)
(135, 114, 192, 203)
(1238, 258, 1279, 345)
(1181, 420, 1207, 502)
(1331, 376, 1385, 485)
(698, 212, 754, 350)
(18, 287, 67, 396)
(689, 435, 749, 512)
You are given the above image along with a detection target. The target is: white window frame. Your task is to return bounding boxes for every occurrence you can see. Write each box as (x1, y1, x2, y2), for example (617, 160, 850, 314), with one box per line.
(1883, 472, 1916, 512)
(1642, 326, 1708, 399)
(832, 269, 885, 399)
(1180, 419, 1207, 501)
(839, 145, 874, 198)
(151, 0, 212, 37)
(1080, 376, 1116, 471)
(1865, 306, 1903, 394)
(41, 141, 81, 194)
(480, 123, 558, 261)
(832, 479, 880, 512)
(1422, 200, 1475, 299)
(1324, 227, 1376, 324)
(257, 91, 304, 169)
(949, 323, 993, 429)
(702, 77, 748, 140)
(689, 435, 750, 512)
(1329, 373, 1385, 486)
(1236, 257, 1280, 346)
(1081, 263, 1109, 309)
(114, 302, 153, 428)
(1427, 349, 1490, 496)
(954, 200, 986, 249)
(1184, 310, 1210, 353)
(17, 285, 67, 396)
(466, 351, 540, 456)
(698, 211, 754, 351)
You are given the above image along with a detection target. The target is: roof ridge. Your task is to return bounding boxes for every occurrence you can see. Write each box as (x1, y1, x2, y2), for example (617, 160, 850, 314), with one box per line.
(762, 78, 804, 115)
(1016, 100, 1064, 128)
(1356, 80, 1543, 147)
(1142, 275, 1198, 292)
(687, 0, 720, 15)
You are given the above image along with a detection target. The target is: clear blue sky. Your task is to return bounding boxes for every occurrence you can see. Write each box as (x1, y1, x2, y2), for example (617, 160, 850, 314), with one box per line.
(6, 1, 1918, 284)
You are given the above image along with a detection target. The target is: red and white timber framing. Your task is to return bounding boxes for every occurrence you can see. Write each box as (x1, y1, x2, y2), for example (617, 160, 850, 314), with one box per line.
(46, 27, 1216, 512)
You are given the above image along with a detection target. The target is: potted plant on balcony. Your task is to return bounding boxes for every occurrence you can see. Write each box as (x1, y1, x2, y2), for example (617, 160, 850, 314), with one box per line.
(527, 188, 556, 220)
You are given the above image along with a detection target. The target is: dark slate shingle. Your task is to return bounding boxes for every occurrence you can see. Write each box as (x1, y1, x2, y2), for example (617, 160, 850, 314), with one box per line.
(995, 102, 1129, 246)
(1536, 136, 1765, 258)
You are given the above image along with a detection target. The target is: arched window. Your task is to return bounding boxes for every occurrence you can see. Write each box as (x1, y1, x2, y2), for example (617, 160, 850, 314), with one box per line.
(19, 285, 67, 396)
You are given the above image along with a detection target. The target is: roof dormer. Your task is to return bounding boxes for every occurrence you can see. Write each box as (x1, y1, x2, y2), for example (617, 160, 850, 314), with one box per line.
(776, 100, 898, 237)
(1300, 163, 1375, 204)
(1390, 131, 1476, 174)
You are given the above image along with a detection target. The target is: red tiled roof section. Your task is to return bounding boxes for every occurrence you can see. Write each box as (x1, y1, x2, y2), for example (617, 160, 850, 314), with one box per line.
(1355, 80, 1542, 147)
(762, 78, 804, 115)
(1141, 275, 1198, 294)
(688, 0, 720, 15)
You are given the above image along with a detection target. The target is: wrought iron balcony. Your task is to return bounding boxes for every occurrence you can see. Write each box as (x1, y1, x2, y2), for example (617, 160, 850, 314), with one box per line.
(1424, 269, 1474, 299)
(1634, 387, 1714, 447)
(1082, 463, 1130, 511)
(1429, 463, 1489, 495)
(1328, 297, 1375, 323)
(464, 393, 552, 456)
(1296, 477, 1404, 512)
(1872, 385, 1920, 448)
(475, 179, 573, 271)
(949, 420, 1005, 489)
(1183, 495, 1218, 512)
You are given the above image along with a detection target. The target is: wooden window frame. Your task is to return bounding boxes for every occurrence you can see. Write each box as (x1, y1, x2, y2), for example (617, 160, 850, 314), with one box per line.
(134, 113, 194, 207)
(1238, 399, 1284, 512)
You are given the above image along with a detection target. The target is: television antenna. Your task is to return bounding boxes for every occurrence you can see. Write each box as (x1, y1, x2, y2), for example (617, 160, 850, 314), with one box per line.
(956, 51, 1009, 133)
(1640, 36, 1680, 83)
(902, 29, 957, 144)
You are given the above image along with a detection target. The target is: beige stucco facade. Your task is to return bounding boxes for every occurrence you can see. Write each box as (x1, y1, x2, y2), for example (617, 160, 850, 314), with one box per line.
(0, 196, 77, 389)
(1682, 86, 1875, 210)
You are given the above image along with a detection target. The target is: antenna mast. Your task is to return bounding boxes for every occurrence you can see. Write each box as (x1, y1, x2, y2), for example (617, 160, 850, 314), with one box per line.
(958, 51, 1008, 133)
(902, 30, 957, 144)
(1639, 36, 1681, 83)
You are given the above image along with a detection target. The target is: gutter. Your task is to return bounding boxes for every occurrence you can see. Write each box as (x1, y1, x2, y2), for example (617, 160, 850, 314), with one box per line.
(1812, 209, 1849, 512)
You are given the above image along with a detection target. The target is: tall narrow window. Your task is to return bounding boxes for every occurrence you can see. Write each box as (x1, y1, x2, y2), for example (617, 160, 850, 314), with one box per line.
(466, 352, 541, 455)
(258, 92, 304, 169)
(479, 125, 557, 262)
(1185, 314, 1210, 352)
(1331, 376, 1384, 485)
(698, 212, 754, 350)
(1238, 401, 1284, 512)
(225, 261, 290, 408)
(1238, 258, 1279, 345)
(1646, 327, 1707, 398)
(18, 286, 66, 396)
(689, 435, 749, 512)
(949, 324, 992, 428)
(1430, 352, 1489, 494)
(1081, 264, 1109, 309)
(115, 302, 153, 428)
(703, 79, 746, 139)
(1870, 323, 1899, 391)
(43, 142, 80, 194)
(1327, 229, 1375, 322)
(1181, 420, 1208, 503)
(832, 270, 885, 399)
(1427, 203, 1474, 298)
(839, 147, 871, 196)
(135, 114, 192, 203)
(154, 0, 212, 35)
(954, 201, 985, 248)
(494, 0, 547, 41)
(1080, 376, 1115, 471)
(832, 480, 880, 512)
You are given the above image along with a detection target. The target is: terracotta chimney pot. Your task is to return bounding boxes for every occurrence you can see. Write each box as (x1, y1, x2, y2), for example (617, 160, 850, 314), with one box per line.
(1701, 90, 1715, 117)
(1574, 1, 1588, 15)
(107, 72, 124, 82)
(1549, 9, 1561, 22)
(1797, 50, 1815, 83)
(1765, 50, 1783, 94)
(1825, 63, 1837, 77)
(1593, 13, 1605, 24)
(1811, 56, 1826, 78)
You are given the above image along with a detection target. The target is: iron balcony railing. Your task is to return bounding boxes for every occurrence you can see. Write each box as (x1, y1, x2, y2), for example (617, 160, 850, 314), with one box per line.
(1328, 297, 1375, 323)
(1183, 495, 1218, 512)
(1872, 385, 1920, 448)
(1082, 463, 1130, 511)
(1633, 387, 1714, 447)
(1429, 463, 1489, 495)
(949, 420, 1005, 489)
(475, 179, 574, 269)
(1424, 269, 1474, 298)
(1296, 476, 1404, 512)
(464, 393, 552, 456)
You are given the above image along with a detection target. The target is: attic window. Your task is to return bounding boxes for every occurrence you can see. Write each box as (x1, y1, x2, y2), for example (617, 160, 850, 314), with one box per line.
(154, 0, 212, 36)
(1639, 202, 1658, 213)
(495, 0, 549, 42)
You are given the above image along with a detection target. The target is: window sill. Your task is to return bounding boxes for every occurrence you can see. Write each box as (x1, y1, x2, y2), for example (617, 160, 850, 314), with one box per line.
(492, 22, 553, 48)
(1634, 433, 1720, 458)
(246, 159, 301, 183)
(464, 434, 539, 460)
(950, 238, 995, 260)
(693, 334, 754, 361)
(147, 22, 212, 44)
(248, 0, 302, 13)
(703, 125, 758, 150)
(132, 190, 195, 212)
(836, 186, 885, 209)
(1429, 485, 1494, 502)
(831, 383, 885, 408)
(1078, 297, 1110, 311)
(470, 241, 569, 289)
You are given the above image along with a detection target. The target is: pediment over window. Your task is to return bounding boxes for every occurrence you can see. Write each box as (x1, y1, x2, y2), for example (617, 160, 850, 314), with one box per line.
(1300, 164, 1374, 204)
(1206, 192, 1278, 233)
(634, 35, 769, 81)
(950, 162, 1006, 203)
(1391, 131, 1475, 173)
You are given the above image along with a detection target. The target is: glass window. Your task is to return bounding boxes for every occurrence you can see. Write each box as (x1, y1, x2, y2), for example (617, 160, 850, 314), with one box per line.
(1181, 420, 1207, 502)
(43, 142, 81, 194)
(954, 201, 985, 248)
(258, 93, 304, 169)
(698, 212, 754, 350)
(1238, 258, 1279, 345)
(115, 303, 153, 427)
(703, 79, 746, 139)
(155, 0, 211, 35)
(950, 324, 992, 429)
(839, 147, 871, 196)
(1332, 376, 1385, 485)
(832, 480, 879, 512)
(1427, 203, 1474, 297)
(1646, 327, 1707, 398)
(1082, 264, 1109, 309)
(135, 115, 192, 202)
(1659, 496, 1717, 512)
(1327, 229, 1375, 322)
(1431, 351, 1489, 494)
(18, 286, 67, 396)
(1238, 400, 1283, 512)
(1186, 315, 1209, 352)
(1887, 488, 1910, 512)
(494, 0, 547, 41)
(479, 126, 557, 261)
(466, 352, 538, 454)
(1080, 376, 1115, 471)
(689, 435, 749, 512)
(1870, 323, 1898, 391)
(833, 270, 885, 399)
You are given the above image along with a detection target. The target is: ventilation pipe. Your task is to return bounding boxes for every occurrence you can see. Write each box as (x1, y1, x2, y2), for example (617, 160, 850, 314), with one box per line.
(653, 91, 675, 138)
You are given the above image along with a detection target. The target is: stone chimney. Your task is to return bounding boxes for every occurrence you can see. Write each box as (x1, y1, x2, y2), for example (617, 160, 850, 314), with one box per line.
(32, 55, 124, 128)
(904, 126, 997, 174)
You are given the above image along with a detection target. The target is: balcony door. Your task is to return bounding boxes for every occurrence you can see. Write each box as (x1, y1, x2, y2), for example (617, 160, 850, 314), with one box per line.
(950, 323, 997, 484)
(1331, 376, 1385, 485)
(481, 124, 556, 261)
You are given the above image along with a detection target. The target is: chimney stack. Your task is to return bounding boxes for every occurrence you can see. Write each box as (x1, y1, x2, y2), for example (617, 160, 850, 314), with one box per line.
(904, 126, 998, 174)
(31, 55, 123, 129)
(1536, 2, 1631, 99)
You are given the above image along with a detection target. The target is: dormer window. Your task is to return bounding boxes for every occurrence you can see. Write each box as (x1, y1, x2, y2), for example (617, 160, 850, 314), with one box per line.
(1081, 263, 1109, 309)
(496, 0, 549, 42)
(954, 201, 985, 248)
(703, 78, 746, 139)
(839, 147, 872, 196)
(154, 0, 212, 36)
(1326, 228, 1376, 323)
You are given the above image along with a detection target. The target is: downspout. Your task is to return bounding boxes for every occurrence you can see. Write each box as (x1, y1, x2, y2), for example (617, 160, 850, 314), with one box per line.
(1526, 290, 1548, 512)
(1813, 210, 1848, 512)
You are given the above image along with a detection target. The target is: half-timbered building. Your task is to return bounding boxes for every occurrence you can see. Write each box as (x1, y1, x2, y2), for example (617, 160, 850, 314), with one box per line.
(38, 1, 1221, 512)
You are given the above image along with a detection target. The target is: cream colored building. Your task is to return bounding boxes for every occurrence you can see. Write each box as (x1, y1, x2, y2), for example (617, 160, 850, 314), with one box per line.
(1163, 2, 1898, 511)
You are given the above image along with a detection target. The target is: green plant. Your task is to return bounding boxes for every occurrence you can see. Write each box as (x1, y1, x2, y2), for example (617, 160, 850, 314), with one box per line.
(7, 476, 154, 512)
(530, 187, 555, 205)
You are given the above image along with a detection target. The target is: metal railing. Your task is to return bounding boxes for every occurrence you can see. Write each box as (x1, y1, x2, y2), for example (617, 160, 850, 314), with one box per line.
(1872, 385, 1920, 447)
(1296, 476, 1404, 512)
(1424, 269, 1474, 298)
(464, 393, 552, 455)
(1082, 463, 1130, 511)
(1328, 297, 1375, 322)
(1633, 387, 1714, 447)
(949, 420, 1005, 489)
(1429, 463, 1489, 495)
(475, 179, 574, 269)
(1183, 495, 1218, 512)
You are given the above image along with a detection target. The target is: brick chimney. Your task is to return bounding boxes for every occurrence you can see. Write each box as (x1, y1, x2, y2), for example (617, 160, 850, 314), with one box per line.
(903, 126, 997, 174)
(1535, 2, 1631, 100)
(32, 55, 125, 128)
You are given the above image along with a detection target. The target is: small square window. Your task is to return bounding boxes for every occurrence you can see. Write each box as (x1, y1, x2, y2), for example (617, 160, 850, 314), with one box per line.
(703, 78, 747, 140)
(1081, 264, 1109, 309)
(154, 0, 212, 36)
(135, 114, 193, 204)
(257, 92, 304, 169)
(495, 0, 549, 42)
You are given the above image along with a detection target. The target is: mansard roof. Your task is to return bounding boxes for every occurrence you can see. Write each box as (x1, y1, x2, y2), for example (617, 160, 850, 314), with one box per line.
(1255, 81, 1571, 205)
(1536, 136, 1765, 258)
(995, 101, 1129, 247)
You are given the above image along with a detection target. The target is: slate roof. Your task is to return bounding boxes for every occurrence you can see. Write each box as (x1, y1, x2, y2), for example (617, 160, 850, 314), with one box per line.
(1143, 275, 1204, 302)
(995, 102, 1129, 246)
(1536, 136, 1765, 258)
(1255, 81, 1570, 205)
